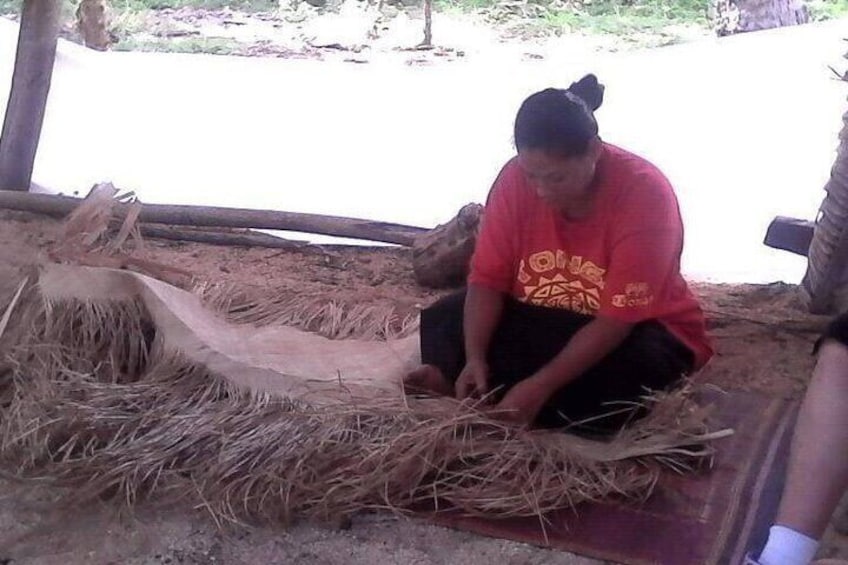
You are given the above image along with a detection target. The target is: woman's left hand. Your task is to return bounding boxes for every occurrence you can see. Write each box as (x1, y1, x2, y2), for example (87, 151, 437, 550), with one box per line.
(489, 375, 551, 426)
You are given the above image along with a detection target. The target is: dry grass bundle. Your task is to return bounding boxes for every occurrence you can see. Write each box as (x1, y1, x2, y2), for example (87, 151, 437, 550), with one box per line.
(196, 281, 419, 340)
(52, 182, 143, 259)
(46, 183, 195, 288)
(41, 185, 415, 341)
(0, 272, 149, 381)
(0, 270, 730, 530)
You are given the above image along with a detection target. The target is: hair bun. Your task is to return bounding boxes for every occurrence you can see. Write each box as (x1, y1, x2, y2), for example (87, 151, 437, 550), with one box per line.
(568, 74, 604, 111)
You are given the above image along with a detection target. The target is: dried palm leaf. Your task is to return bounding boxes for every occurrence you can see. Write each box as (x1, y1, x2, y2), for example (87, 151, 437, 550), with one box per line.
(0, 265, 731, 529)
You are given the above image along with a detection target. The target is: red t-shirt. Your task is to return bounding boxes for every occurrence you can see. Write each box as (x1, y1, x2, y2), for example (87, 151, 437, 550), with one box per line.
(468, 143, 714, 369)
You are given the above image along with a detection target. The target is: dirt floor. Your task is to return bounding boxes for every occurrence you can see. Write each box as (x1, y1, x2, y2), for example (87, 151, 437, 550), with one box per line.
(0, 208, 846, 564)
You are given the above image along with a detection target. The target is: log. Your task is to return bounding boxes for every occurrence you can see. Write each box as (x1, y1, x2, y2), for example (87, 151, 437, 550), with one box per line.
(0, 190, 430, 246)
(412, 203, 482, 288)
(0, 0, 62, 191)
(139, 224, 316, 251)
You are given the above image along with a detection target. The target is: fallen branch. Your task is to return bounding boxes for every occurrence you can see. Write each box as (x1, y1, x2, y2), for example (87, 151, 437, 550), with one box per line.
(0, 190, 430, 246)
(139, 224, 316, 251)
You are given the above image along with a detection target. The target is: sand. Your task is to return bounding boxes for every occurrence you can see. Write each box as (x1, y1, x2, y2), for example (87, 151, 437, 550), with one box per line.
(0, 209, 845, 564)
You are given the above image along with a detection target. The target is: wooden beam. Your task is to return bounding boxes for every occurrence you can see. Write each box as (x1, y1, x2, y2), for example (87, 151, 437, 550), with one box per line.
(0, 0, 62, 191)
(0, 190, 430, 246)
(763, 215, 815, 257)
(422, 0, 432, 47)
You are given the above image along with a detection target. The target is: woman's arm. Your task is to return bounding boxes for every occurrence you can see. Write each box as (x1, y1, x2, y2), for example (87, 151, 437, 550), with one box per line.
(459, 162, 521, 399)
(455, 284, 506, 399)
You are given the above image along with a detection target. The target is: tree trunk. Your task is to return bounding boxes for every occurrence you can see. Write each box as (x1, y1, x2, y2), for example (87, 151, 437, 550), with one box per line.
(0, 0, 61, 192)
(714, 0, 808, 36)
(422, 0, 432, 47)
(76, 0, 111, 51)
(802, 103, 848, 313)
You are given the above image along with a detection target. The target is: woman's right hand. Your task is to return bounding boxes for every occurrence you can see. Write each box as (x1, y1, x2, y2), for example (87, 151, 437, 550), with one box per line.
(455, 358, 490, 401)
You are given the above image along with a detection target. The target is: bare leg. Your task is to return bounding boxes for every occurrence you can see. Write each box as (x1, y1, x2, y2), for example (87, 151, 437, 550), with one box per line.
(776, 340, 848, 538)
(403, 364, 453, 397)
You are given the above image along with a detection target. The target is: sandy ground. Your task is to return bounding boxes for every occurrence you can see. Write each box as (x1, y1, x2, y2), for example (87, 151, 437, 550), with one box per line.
(0, 209, 847, 564)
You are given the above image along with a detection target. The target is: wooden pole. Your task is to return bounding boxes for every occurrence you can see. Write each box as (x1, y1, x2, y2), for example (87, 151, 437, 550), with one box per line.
(139, 224, 316, 251)
(0, 0, 62, 192)
(422, 0, 433, 47)
(0, 190, 430, 246)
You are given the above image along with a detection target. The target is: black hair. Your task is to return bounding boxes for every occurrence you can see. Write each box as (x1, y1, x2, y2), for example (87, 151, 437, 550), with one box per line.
(513, 74, 605, 157)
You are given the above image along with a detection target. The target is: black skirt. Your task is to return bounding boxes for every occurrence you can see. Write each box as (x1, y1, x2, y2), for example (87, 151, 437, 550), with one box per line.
(419, 290, 695, 433)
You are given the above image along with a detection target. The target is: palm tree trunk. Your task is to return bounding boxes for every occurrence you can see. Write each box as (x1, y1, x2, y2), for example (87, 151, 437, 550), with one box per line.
(714, 0, 808, 36)
(0, 0, 62, 192)
(803, 71, 848, 314)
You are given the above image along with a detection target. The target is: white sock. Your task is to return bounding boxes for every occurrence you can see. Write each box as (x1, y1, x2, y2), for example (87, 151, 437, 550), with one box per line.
(758, 525, 820, 565)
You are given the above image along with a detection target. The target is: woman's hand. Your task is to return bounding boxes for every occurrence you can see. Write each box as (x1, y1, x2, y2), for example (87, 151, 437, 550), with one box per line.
(490, 375, 551, 426)
(455, 358, 490, 401)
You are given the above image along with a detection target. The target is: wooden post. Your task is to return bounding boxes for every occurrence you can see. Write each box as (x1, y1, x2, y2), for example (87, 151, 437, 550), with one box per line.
(422, 0, 432, 47)
(0, 0, 62, 192)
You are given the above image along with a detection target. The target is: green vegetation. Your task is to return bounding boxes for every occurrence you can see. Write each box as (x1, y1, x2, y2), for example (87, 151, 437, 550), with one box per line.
(114, 35, 243, 53)
(428, 0, 712, 47)
(0, 0, 275, 15)
(438, 0, 708, 37)
(544, 0, 709, 33)
(807, 0, 848, 20)
(0, 0, 20, 14)
(109, 0, 276, 13)
(0, 0, 846, 56)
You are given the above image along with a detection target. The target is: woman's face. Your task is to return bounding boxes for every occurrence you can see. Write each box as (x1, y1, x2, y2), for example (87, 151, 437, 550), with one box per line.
(518, 140, 602, 211)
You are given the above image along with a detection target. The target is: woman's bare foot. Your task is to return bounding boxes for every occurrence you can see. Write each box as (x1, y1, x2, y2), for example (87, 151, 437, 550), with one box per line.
(403, 364, 453, 396)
